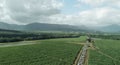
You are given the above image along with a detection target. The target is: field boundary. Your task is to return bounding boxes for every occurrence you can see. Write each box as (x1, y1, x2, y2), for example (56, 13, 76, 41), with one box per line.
(73, 44, 83, 65)
(76, 42, 89, 65)
(84, 50, 89, 65)
(91, 43, 120, 65)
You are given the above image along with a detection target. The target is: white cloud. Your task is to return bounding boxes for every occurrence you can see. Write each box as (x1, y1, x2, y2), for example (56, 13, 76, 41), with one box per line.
(0, 0, 120, 27)
(77, 0, 120, 7)
(0, 0, 63, 24)
(78, 7, 120, 26)
(78, 0, 104, 6)
(49, 7, 120, 27)
(73, 0, 120, 27)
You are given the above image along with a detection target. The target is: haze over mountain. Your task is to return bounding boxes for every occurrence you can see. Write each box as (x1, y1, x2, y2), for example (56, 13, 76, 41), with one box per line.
(0, 22, 120, 33)
(0, 0, 120, 33)
(98, 24, 120, 33)
(0, 22, 24, 30)
(0, 0, 119, 28)
(0, 22, 91, 32)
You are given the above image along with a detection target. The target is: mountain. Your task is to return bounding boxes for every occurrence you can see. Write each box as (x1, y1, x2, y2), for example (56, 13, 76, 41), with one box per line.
(2, 22, 119, 33)
(98, 24, 120, 33)
(25, 23, 88, 32)
(0, 22, 24, 30)
(0, 22, 90, 32)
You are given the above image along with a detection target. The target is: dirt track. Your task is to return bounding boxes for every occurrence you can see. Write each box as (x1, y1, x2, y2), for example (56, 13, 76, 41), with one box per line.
(0, 41, 37, 47)
(73, 42, 89, 65)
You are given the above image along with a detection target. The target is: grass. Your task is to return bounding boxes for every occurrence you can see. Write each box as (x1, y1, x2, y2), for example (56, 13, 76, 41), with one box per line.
(0, 36, 86, 65)
(88, 39, 120, 65)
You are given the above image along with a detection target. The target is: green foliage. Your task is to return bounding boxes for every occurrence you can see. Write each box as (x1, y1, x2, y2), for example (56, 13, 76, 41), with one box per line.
(0, 37, 23, 43)
(0, 38, 83, 65)
(89, 39, 120, 65)
(0, 31, 81, 43)
(91, 34, 120, 40)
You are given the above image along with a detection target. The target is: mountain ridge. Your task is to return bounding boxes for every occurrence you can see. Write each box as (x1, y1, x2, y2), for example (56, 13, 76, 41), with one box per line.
(1, 22, 119, 33)
(98, 24, 120, 33)
(0, 22, 89, 32)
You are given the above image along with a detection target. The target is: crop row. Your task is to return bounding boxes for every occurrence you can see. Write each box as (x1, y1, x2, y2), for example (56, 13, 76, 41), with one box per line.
(88, 39, 120, 65)
(0, 37, 83, 65)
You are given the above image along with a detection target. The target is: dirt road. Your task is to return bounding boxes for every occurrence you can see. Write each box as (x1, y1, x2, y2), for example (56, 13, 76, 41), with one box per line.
(0, 41, 37, 47)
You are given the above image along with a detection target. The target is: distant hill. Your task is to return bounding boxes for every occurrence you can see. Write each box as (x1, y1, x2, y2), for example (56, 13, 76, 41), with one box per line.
(0, 22, 90, 32)
(0, 22, 24, 30)
(25, 23, 88, 32)
(2, 22, 119, 33)
(99, 24, 120, 33)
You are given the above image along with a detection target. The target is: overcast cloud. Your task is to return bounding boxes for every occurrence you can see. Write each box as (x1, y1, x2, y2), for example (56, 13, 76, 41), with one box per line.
(0, 0, 63, 24)
(0, 0, 120, 27)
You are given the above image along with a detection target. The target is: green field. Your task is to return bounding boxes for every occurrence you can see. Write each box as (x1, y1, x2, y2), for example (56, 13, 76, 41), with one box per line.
(0, 37, 85, 65)
(88, 39, 120, 65)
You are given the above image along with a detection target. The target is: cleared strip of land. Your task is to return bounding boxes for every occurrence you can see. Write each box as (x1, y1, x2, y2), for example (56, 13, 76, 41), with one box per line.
(0, 41, 38, 47)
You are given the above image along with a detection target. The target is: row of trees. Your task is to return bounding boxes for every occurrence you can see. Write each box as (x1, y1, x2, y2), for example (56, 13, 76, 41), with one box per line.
(91, 34, 120, 40)
(0, 32, 81, 43)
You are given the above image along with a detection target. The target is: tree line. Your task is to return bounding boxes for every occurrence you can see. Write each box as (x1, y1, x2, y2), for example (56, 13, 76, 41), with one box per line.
(0, 32, 81, 43)
(91, 34, 120, 40)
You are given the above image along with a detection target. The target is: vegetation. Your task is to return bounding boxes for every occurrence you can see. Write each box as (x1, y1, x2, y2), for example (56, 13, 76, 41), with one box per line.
(91, 34, 120, 40)
(0, 37, 85, 65)
(0, 29, 81, 43)
(88, 39, 120, 65)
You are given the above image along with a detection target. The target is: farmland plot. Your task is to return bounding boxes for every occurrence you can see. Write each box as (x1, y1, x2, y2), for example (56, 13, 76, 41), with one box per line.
(0, 37, 84, 65)
(88, 39, 120, 65)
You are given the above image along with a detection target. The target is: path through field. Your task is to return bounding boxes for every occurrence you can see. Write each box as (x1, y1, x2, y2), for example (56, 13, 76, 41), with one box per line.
(91, 44, 120, 65)
(74, 42, 90, 65)
(0, 41, 37, 47)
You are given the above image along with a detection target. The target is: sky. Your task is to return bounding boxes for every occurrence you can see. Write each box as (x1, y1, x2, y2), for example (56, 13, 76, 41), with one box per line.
(0, 0, 120, 27)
